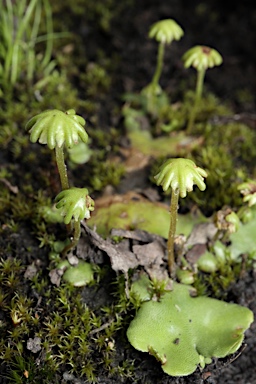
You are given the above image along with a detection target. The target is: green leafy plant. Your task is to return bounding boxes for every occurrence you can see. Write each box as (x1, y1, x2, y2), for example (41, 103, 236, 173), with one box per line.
(182, 45, 223, 132)
(154, 158, 207, 275)
(25, 109, 94, 253)
(122, 18, 184, 139)
(26, 109, 88, 190)
(55, 187, 94, 252)
(127, 282, 253, 377)
(145, 19, 184, 96)
(139, 18, 184, 116)
(238, 179, 256, 207)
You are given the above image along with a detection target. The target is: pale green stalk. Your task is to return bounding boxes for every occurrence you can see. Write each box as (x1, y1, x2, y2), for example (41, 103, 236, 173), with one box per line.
(152, 41, 165, 90)
(187, 68, 206, 133)
(62, 221, 81, 255)
(55, 145, 70, 234)
(195, 68, 206, 104)
(167, 188, 179, 275)
(55, 146, 70, 191)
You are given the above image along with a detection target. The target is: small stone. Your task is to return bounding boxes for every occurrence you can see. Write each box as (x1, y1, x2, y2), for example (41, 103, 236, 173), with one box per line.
(26, 337, 41, 353)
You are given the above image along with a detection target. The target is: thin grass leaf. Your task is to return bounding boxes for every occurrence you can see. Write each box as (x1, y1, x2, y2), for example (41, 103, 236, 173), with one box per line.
(3, 0, 14, 47)
(27, 49, 36, 83)
(30, 0, 42, 44)
(10, 43, 20, 84)
(43, 59, 57, 77)
(15, 0, 38, 41)
(42, 0, 53, 68)
(26, 0, 42, 82)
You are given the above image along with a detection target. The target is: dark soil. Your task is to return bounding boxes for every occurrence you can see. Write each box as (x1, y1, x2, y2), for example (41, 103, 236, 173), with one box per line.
(1, 1, 256, 383)
(110, 0, 256, 112)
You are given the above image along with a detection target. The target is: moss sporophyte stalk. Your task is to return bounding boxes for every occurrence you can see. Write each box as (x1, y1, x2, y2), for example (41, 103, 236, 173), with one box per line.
(25, 109, 94, 253)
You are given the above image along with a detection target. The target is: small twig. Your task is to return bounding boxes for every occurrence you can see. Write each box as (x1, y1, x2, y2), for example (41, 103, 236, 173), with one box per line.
(0, 178, 19, 194)
(89, 318, 115, 335)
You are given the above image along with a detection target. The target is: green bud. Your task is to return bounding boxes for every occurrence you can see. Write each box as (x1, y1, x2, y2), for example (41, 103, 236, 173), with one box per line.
(55, 187, 94, 224)
(197, 251, 218, 273)
(176, 268, 194, 284)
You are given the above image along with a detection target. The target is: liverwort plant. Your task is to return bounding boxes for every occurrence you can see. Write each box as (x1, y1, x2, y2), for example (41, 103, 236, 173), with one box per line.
(154, 158, 207, 275)
(238, 179, 256, 208)
(26, 109, 88, 190)
(26, 109, 94, 253)
(182, 45, 223, 132)
(143, 19, 184, 97)
(55, 188, 94, 253)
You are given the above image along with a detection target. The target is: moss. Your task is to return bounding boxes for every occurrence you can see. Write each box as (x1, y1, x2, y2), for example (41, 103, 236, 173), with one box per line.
(80, 62, 111, 97)
(188, 121, 256, 213)
(89, 159, 125, 191)
(205, 122, 256, 171)
(0, 1, 254, 381)
(192, 245, 246, 300)
(0, 255, 139, 383)
(52, 0, 135, 33)
(123, 88, 230, 137)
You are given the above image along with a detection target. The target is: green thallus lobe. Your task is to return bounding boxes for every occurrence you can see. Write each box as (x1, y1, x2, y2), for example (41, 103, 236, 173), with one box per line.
(127, 282, 253, 377)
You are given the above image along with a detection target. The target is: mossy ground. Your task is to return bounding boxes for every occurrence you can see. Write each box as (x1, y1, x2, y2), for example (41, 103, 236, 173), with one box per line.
(0, 0, 256, 383)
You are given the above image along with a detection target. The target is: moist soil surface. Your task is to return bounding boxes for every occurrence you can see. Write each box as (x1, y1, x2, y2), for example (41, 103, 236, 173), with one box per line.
(1, 1, 256, 383)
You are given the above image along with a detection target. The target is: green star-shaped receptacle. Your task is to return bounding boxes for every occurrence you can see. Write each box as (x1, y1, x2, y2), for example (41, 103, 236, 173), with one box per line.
(25, 109, 88, 149)
(154, 158, 207, 198)
(182, 45, 223, 72)
(149, 19, 184, 44)
(55, 187, 94, 225)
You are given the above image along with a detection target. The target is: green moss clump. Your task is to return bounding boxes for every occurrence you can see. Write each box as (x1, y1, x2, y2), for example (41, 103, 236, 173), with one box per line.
(89, 159, 125, 191)
(188, 121, 256, 213)
(0, 255, 139, 383)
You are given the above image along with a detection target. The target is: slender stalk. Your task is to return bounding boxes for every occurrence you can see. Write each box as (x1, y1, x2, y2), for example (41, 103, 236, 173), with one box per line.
(55, 146, 71, 234)
(167, 188, 179, 276)
(55, 145, 69, 190)
(62, 220, 81, 255)
(186, 68, 206, 133)
(72, 221, 81, 248)
(152, 41, 165, 91)
(195, 68, 205, 105)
